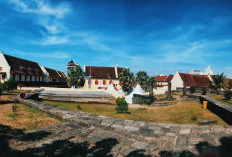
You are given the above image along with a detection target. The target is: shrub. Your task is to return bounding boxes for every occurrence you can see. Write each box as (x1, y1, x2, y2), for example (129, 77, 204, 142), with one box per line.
(224, 90, 232, 100)
(0, 87, 2, 96)
(76, 105, 82, 110)
(191, 115, 198, 122)
(189, 86, 196, 94)
(12, 104, 17, 113)
(202, 88, 207, 95)
(3, 79, 17, 92)
(115, 97, 129, 113)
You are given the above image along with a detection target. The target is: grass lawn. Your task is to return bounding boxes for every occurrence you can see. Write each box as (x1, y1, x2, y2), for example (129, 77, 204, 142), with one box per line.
(42, 100, 227, 125)
(208, 94, 232, 106)
(0, 95, 62, 130)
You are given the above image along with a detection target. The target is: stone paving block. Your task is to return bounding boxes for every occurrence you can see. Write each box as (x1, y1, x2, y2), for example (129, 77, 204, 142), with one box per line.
(124, 126, 139, 132)
(101, 119, 114, 127)
(179, 128, 191, 134)
(111, 124, 125, 129)
(176, 134, 188, 149)
(131, 141, 148, 149)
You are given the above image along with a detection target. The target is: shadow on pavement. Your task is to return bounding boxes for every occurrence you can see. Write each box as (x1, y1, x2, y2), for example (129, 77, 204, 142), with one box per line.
(1, 124, 232, 157)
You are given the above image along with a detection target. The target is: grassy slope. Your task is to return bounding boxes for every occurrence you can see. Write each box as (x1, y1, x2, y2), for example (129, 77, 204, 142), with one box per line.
(208, 94, 232, 106)
(0, 95, 61, 130)
(43, 100, 227, 125)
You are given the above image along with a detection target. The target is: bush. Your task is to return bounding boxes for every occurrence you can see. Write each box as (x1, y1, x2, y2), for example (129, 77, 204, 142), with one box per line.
(76, 105, 82, 110)
(189, 86, 196, 94)
(115, 97, 129, 113)
(224, 90, 232, 100)
(12, 104, 17, 113)
(0, 87, 2, 96)
(191, 115, 198, 122)
(2, 79, 17, 92)
(202, 88, 207, 95)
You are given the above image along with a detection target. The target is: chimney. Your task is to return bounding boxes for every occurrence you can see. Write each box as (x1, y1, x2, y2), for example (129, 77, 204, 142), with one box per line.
(115, 62, 118, 78)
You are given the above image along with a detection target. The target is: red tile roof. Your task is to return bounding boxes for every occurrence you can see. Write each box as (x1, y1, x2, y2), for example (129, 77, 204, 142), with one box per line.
(85, 66, 124, 79)
(154, 75, 173, 82)
(4, 54, 44, 76)
(225, 78, 232, 89)
(45, 67, 67, 79)
(179, 73, 211, 87)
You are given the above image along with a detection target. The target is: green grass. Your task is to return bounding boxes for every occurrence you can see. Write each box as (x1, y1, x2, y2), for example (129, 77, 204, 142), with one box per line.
(8, 113, 17, 119)
(208, 94, 232, 106)
(24, 106, 39, 114)
(42, 100, 227, 125)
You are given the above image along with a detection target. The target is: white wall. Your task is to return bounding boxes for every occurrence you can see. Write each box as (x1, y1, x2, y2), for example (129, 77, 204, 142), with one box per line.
(40, 66, 50, 82)
(0, 52, 11, 83)
(171, 72, 184, 90)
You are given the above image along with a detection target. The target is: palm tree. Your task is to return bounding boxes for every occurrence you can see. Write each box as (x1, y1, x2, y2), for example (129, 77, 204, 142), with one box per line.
(136, 71, 149, 91)
(210, 73, 226, 95)
(146, 76, 156, 96)
(68, 65, 85, 88)
(119, 68, 135, 94)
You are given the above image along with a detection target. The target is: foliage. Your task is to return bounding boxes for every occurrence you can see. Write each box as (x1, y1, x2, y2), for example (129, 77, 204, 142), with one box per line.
(210, 73, 226, 95)
(191, 115, 198, 122)
(115, 97, 129, 113)
(68, 65, 85, 88)
(119, 68, 135, 94)
(201, 88, 207, 95)
(189, 86, 196, 94)
(224, 90, 232, 100)
(146, 76, 156, 95)
(136, 71, 149, 91)
(76, 105, 82, 110)
(2, 79, 17, 92)
(12, 104, 17, 113)
(0, 86, 2, 96)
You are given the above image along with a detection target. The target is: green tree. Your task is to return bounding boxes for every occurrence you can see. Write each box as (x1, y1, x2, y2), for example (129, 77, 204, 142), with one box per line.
(0, 83, 2, 96)
(136, 71, 149, 91)
(68, 65, 85, 88)
(119, 68, 135, 93)
(210, 73, 226, 95)
(146, 76, 156, 96)
(2, 79, 17, 92)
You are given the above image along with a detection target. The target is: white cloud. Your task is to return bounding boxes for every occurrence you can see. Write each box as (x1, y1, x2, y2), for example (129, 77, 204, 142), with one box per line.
(7, 0, 71, 44)
(9, 51, 71, 59)
(39, 36, 68, 45)
(9, 0, 70, 18)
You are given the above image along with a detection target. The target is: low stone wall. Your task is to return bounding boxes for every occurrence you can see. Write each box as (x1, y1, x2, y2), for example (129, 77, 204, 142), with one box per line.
(16, 96, 232, 154)
(132, 94, 154, 105)
(200, 96, 232, 125)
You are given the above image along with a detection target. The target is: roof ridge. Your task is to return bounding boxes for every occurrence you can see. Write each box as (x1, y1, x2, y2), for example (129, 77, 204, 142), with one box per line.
(4, 54, 38, 64)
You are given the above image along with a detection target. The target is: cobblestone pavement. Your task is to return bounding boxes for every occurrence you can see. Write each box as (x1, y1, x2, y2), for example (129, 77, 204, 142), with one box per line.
(8, 97, 232, 157)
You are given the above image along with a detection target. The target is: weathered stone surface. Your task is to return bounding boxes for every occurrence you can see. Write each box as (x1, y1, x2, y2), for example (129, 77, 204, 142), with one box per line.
(13, 96, 232, 156)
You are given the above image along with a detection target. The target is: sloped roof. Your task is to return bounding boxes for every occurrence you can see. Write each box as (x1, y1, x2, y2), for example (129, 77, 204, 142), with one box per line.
(154, 75, 173, 82)
(179, 73, 211, 87)
(45, 67, 67, 79)
(85, 66, 124, 79)
(4, 54, 44, 76)
(225, 78, 232, 89)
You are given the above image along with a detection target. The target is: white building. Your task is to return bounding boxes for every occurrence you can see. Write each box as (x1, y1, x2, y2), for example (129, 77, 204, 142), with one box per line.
(0, 52, 67, 85)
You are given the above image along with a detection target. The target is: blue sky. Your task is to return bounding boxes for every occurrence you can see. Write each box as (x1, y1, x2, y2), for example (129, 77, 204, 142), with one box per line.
(1, 0, 232, 77)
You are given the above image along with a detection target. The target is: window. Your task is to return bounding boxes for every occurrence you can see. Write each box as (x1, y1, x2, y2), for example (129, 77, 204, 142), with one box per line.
(103, 80, 106, 85)
(109, 80, 113, 84)
(95, 80, 98, 85)
(0, 67, 2, 71)
(2, 75, 6, 80)
(19, 75, 22, 81)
